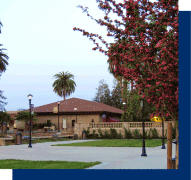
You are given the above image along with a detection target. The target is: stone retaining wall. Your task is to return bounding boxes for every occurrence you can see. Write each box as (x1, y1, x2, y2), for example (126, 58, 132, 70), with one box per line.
(74, 121, 175, 139)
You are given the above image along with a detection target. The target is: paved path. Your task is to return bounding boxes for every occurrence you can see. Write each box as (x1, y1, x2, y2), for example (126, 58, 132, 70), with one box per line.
(0, 140, 176, 169)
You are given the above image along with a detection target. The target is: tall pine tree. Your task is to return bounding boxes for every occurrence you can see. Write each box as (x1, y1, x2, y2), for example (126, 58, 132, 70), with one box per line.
(92, 79, 112, 106)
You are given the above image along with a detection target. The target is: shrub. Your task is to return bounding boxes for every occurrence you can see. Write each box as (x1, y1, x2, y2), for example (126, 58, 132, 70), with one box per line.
(47, 120, 52, 127)
(118, 131, 123, 139)
(139, 132, 143, 139)
(110, 128, 119, 139)
(85, 128, 90, 138)
(133, 129, 140, 139)
(85, 129, 101, 139)
(33, 124, 38, 130)
(104, 130, 110, 139)
(38, 123, 45, 129)
(92, 130, 99, 139)
(124, 127, 132, 139)
(98, 128, 104, 139)
(12, 136, 16, 143)
(93, 134, 99, 139)
(146, 129, 152, 139)
(73, 134, 78, 140)
(151, 128, 159, 138)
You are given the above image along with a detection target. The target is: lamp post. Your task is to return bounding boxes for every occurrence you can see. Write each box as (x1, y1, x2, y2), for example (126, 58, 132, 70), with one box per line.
(74, 108, 77, 123)
(27, 94, 33, 148)
(58, 101, 60, 132)
(140, 99, 147, 157)
(161, 116, 166, 149)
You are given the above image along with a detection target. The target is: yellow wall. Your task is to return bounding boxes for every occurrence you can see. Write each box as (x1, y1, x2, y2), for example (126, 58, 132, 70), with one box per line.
(35, 114, 102, 132)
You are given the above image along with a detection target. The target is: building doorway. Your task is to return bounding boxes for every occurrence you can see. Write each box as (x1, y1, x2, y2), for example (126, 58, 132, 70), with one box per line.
(72, 120, 75, 133)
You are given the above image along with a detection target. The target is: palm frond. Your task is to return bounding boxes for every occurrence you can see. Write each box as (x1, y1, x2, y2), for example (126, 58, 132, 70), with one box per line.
(52, 71, 76, 99)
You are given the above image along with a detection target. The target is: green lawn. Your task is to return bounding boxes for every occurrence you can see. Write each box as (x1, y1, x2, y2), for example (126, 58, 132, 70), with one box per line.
(52, 139, 168, 147)
(0, 159, 101, 169)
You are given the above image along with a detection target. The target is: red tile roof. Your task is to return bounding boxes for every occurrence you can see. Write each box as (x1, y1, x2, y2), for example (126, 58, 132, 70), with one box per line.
(25, 98, 124, 114)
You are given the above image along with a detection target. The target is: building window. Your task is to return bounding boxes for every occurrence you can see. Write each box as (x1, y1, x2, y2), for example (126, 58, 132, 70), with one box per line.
(72, 120, 75, 127)
(91, 119, 94, 123)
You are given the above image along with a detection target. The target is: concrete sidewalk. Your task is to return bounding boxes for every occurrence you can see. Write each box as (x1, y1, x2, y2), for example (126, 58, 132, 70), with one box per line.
(0, 139, 176, 169)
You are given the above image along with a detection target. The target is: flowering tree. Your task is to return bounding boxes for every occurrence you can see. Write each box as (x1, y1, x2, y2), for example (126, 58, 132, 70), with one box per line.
(73, 0, 178, 123)
(73, 0, 178, 168)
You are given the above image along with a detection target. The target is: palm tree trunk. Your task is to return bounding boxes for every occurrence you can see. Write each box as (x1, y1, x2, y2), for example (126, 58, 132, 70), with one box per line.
(62, 89, 65, 101)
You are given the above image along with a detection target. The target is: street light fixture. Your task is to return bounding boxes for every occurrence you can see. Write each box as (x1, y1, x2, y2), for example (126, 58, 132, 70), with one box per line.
(74, 108, 77, 123)
(58, 101, 60, 132)
(27, 94, 33, 148)
(140, 99, 147, 157)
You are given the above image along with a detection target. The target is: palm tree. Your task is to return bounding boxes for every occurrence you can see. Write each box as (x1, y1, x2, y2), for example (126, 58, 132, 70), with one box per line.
(0, 22, 9, 73)
(107, 40, 131, 108)
(52, 71, 76, 100)
(0, 44, 9, 73)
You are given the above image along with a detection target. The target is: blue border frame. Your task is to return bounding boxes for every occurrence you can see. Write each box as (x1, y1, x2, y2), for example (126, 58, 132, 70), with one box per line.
(11, 11, 190, 180)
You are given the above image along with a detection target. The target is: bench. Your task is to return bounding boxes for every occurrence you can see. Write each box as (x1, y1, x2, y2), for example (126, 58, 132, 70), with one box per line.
(44, 127, 50, 132)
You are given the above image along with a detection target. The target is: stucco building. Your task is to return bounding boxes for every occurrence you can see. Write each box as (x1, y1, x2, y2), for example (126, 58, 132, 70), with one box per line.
(23, 97, 124, 133)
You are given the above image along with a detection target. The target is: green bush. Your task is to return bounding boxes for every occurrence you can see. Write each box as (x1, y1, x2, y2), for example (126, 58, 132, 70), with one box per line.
(33, 124, 38, 130)
(110, 128, 119, 139)
(73, 134, 78, 140)
(146, 129, 152, 139)
(38, 123, 45, 129)
(85, 128, 90, 138)
(94, 134, 99, 139)
(133, 129, 140, 139)
(151, 128, 159, 138)
(118, 131, 123, 139)
(47, 120, 52, 127)
(92, 130, 99, 139)
(12, 136, 16, 143)
(139, 132, 143, 139)
(104, 130, 110, 139)
(124, 127, 133, 139)
(98, 128, 104, 139)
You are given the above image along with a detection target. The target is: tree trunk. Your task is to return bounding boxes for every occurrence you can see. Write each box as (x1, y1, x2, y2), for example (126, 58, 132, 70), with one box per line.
(123, 77, 127, 102)
(117, 76, 123, 101)
(131, 81, 134, 92)
(123, 77, 127, 111)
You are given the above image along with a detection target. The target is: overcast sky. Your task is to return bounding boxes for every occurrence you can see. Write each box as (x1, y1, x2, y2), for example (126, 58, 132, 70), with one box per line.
(0, 0, 165, 111)
(0, 0, 125, 111)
